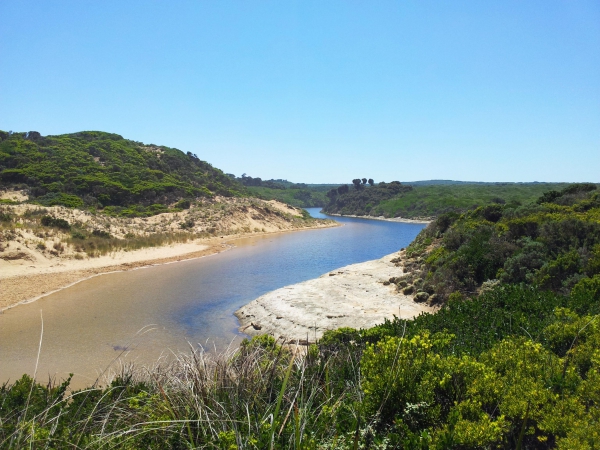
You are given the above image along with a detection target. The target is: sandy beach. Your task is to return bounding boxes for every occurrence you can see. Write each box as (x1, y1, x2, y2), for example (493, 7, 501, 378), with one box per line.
(235, 250, 434, 342)
(0, 240, 227, 312)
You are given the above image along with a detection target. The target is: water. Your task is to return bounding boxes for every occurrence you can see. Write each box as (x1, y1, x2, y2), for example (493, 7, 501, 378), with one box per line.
(0, 209, 425, 386)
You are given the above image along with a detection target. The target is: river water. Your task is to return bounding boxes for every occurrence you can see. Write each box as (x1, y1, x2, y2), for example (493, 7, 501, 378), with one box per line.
(0, 209, 425, 386)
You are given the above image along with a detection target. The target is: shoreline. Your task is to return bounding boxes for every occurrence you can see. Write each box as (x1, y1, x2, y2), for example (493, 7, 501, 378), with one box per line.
(325, 212, 431, 224)
(235, 250, 435, 343)
(0, 221, 339, 312)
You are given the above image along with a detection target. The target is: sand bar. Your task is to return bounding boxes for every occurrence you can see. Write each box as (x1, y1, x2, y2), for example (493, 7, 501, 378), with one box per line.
(235, 251, 434, 342)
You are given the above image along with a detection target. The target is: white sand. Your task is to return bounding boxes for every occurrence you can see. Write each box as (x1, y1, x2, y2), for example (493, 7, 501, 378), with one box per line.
(236, 251, 434, 342)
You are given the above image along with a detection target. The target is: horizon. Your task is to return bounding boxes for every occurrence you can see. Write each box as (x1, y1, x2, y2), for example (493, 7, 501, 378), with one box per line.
(1, 1, 599, 183)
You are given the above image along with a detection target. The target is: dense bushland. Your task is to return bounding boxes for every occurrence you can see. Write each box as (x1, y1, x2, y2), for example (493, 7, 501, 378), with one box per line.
(394, 183, 600, 303)
(323, 182, 569, 219)
(228, 175, 335, 207)
(0, 130, 245, 213)
(323, 181, 414, 216)
(244, 186, 330, 208)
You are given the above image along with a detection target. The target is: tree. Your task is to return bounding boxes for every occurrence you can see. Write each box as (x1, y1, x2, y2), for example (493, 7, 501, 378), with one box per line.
(337, 184, 349, 195)
(368, 178, 374, 186)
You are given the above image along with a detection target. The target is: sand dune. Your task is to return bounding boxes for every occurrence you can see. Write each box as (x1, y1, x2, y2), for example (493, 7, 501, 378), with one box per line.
(0, 195, 336, 310)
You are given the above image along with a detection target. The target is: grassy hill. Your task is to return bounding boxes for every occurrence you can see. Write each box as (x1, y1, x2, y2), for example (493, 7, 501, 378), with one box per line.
(323, 181, 572, 218)
(0, 130, 245, 215)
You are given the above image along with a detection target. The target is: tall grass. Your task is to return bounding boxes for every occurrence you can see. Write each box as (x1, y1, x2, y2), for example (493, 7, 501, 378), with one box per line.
(0, 336, 363, 449)
(2, 303, 599, 449)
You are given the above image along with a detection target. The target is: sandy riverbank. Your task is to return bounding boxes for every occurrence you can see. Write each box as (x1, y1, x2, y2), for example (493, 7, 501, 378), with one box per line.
(235, 250, 435, 343)
(0, 240, 226, 312)
(0, 196, 338, 311)
(326, 213, 431, 224)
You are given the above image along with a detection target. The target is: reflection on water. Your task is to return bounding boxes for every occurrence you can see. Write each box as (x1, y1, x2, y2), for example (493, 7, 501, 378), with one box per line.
(0, 209, 425, 386)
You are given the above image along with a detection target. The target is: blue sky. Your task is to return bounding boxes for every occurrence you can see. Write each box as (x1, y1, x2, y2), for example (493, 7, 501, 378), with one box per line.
(1, 1, 598, 183)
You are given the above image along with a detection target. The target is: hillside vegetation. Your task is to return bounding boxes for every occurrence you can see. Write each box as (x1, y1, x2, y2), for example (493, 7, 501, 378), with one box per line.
(323, 181, 570, 219)
(229, 174, 334, 207)
(395, 182, 600, 303)
(2, 184, 599, 448)
(323, 181, 414, 216)
(0, 130, 244, 215)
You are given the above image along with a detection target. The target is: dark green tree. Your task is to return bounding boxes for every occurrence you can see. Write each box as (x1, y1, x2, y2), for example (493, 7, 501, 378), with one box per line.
(337, 184, 349, 195)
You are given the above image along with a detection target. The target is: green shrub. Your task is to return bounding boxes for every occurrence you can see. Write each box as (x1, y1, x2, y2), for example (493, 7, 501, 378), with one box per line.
(34, 193, 84, 208)
(40, 215, 71, 230)
(91, 229, 111, 238)
(70, 230, 86, 239)
(174, 199, 191, 209)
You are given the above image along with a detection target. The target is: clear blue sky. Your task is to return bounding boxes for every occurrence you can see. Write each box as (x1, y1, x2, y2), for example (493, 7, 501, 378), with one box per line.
(1, 1, 598, 183)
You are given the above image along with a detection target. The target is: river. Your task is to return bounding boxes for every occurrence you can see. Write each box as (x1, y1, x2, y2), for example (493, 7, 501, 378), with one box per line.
(0, 209, 425, 386)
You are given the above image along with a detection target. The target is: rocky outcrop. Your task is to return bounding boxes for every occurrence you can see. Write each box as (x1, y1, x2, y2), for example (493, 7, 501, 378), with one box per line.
(235, 251, 435, 343)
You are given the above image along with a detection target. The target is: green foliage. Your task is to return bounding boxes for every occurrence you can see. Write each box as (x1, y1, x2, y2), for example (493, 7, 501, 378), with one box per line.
(323, 181, 413, 216)
(174, 198, 191, 209)
(91, 228, 111, 238)
(245, 185, 331, 208)
(328, 182, 571, 219)
(40, 215, 71, 229)
(33, 192, 84, 208)
(0, 210, 12, 222)
(569, 275, 600, 315)
(407, 187, 600, 301)
(0, 130, 245, 214)
(537, 182, 597, 205)
(228, 174, 336, 207)
(1, 286, 599, 448)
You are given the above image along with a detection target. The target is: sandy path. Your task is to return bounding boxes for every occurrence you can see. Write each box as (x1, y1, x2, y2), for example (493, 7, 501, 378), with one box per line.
(235, 251, 434, 342)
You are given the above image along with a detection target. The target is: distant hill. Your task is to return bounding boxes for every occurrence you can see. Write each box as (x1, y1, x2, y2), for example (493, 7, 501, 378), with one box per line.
(402, 180, 564, 186)
(322, 180, 574, 218)
(226, 174, 337, 207)
(403, 179, 501, 186)
(322, 181, 414, 216)
(0, 130, 245, 213)
(403, 179, 488, 186)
